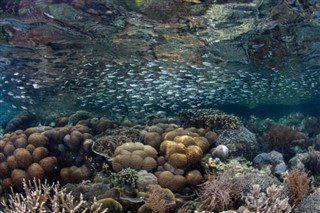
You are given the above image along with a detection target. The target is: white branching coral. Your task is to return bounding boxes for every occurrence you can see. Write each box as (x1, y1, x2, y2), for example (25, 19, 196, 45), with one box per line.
(240, 184, 291, 213)
(1, 179, 108, 213)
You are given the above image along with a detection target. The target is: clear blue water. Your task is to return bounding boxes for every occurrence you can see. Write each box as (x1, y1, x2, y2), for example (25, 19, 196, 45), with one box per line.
(0, 0, 320, 124)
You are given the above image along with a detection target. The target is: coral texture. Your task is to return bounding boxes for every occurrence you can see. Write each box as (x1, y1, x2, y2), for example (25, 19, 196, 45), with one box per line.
(1, 179, 107, 213)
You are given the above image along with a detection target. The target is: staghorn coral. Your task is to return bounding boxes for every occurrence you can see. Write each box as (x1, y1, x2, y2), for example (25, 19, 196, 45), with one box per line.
(240, 184, 291, 213)
(1, 178, 107, 213)
(286, 168, 311, 205)
(198, 173, 242, 212)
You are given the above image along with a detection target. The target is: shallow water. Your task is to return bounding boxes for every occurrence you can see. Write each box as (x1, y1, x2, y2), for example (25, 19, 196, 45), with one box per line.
(0, 0, 320, 121)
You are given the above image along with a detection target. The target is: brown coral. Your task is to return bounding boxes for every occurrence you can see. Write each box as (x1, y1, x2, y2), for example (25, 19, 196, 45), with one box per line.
(28, 133, 48, 147)
(27, 163, 45, 180)
(158, 171, 187, 193)
(168, 153, 188, 168)
(11, 169, 30, 191)
(112, 143, 158, 172)
(144, 132, 162, 149)
(39, 156, 57, 176)
(60, 165, 91, 183)
(13, 148, 33, 169)
(185, 169, 203, 187)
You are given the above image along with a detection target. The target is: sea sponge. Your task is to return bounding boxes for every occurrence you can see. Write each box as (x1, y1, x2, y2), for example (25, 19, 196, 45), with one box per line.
(0, 162, 10, 179)
(13, 148, 33, 169)
(39, 156, 57, 176)
(27, 163, 45, 180)
(144, 132, 162, 149)
(32, 147, 49, 162)
(11, 169, 30, 191)
(168, 153, 188, 168)
(186, 145, 203, 164)
(28, 133, 48, 147)
(158, 171, 187, 193)
(185, 170, 203, 187)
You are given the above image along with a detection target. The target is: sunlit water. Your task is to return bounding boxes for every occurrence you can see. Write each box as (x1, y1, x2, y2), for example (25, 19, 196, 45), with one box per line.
(0, 0, 320, 122)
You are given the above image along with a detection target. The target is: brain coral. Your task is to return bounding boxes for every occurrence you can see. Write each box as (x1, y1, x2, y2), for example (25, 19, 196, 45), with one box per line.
(112, 142, 158, 172)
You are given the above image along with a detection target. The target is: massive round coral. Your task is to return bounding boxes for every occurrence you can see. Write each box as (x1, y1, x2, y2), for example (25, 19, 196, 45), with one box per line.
(112, 142, 158, 172)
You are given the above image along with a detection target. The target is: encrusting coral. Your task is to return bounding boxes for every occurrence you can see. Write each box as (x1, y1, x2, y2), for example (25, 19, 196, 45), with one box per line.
(1, 178, 108, 213)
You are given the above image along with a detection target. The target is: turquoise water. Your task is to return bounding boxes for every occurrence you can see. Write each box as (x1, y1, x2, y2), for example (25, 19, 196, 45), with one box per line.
(0, 0, 320, 122)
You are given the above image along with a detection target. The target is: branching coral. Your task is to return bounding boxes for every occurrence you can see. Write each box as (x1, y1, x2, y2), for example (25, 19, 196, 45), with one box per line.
(198, 173, 242, 212)
(286, 168, 311, 205)
(240, 184, 291, 213)
(1, 178, 107, 213)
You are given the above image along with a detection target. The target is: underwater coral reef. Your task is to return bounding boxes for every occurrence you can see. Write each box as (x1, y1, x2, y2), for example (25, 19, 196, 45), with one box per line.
(0, 110, 319, 213)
